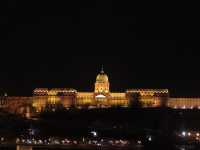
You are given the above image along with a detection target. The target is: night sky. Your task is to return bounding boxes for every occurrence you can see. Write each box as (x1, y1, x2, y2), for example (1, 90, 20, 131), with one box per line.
(0, 1, 199, 96)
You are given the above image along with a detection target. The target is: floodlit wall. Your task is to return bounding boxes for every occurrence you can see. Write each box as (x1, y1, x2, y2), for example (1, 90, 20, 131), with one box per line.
(77, 92, 94, 105)
(126, 89, 169, 107)
(168, 98, 200, 109)
(32, 95, 76, 112)
(140, 96, 161, 107)
(109, 93, 128, 106)
(32, 96, 48, 112)
(32, 88, 77, 112)
(3, 96, 32, 116)
(5, 88, 197, 118)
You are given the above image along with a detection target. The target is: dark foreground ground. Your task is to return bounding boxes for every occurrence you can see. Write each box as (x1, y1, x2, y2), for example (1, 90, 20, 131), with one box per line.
(2, 107, 200, 150)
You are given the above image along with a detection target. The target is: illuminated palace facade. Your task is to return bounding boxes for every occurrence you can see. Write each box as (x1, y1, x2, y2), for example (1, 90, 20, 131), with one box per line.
(31, 68, 169, 113)
(1, 68, 200, 117)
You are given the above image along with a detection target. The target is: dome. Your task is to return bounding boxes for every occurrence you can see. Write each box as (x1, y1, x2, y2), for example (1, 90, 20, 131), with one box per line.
(96, 73, 109, 83)
(96, 67, 109, 83)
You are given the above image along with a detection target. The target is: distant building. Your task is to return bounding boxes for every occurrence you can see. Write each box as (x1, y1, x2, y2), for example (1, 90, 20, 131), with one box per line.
(1, 67, 200, 118)
(31, 67, 168, 113)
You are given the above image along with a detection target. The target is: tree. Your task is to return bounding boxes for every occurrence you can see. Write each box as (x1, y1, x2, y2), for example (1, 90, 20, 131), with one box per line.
(128, 92, 142, 108)
(160, 94, 169, 108)
(43, 102, 65, 112)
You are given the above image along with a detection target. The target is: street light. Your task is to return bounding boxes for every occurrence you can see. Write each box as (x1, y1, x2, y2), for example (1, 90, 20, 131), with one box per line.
(148, 136, 152, 141)
(188, 132, 191, 136)
(91, 131, 98, 137)
(182, 131, 186, 137)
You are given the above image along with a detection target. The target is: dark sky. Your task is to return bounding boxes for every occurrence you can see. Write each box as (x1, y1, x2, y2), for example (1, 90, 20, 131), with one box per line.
(0, 1, 200, 96)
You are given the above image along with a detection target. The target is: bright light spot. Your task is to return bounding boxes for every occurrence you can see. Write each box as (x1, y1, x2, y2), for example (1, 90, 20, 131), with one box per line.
(91, 131, 97, 137)
(148, 136, 152, 141)
(182, 131, 186, 136)
(95, 94, 106, 98)
(0, 137, 4, 141)
(197, 133, 200, 136)
(188, 132, 191, 136)
(73, 140, 77, 144)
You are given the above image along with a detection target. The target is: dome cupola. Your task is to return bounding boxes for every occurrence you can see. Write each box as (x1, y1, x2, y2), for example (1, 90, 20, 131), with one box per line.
(94, 66, 110, 93)
(96, 67, 109, 83)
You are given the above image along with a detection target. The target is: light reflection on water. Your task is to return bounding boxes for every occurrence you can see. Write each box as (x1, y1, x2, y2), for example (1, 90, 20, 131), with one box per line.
(33, 148, 144, 150)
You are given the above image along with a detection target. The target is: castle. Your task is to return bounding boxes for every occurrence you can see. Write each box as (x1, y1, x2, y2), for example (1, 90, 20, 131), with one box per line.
(1, 67, 200, 118)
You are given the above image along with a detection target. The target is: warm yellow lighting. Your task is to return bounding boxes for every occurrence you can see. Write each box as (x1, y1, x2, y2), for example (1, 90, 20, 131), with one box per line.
(188, 132, 191, 136)
(8, 68, 199, 118)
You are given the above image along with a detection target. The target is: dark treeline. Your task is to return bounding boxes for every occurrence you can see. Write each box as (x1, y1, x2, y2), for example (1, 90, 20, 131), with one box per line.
(2, 107, 200, 149)
(36, 108, 174, 137)
(0, 109, 30, 138)
(35, 107, 200, 137)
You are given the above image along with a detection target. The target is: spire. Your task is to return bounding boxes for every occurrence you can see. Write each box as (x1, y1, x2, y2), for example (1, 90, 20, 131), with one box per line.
(101, 65, 104, 73)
